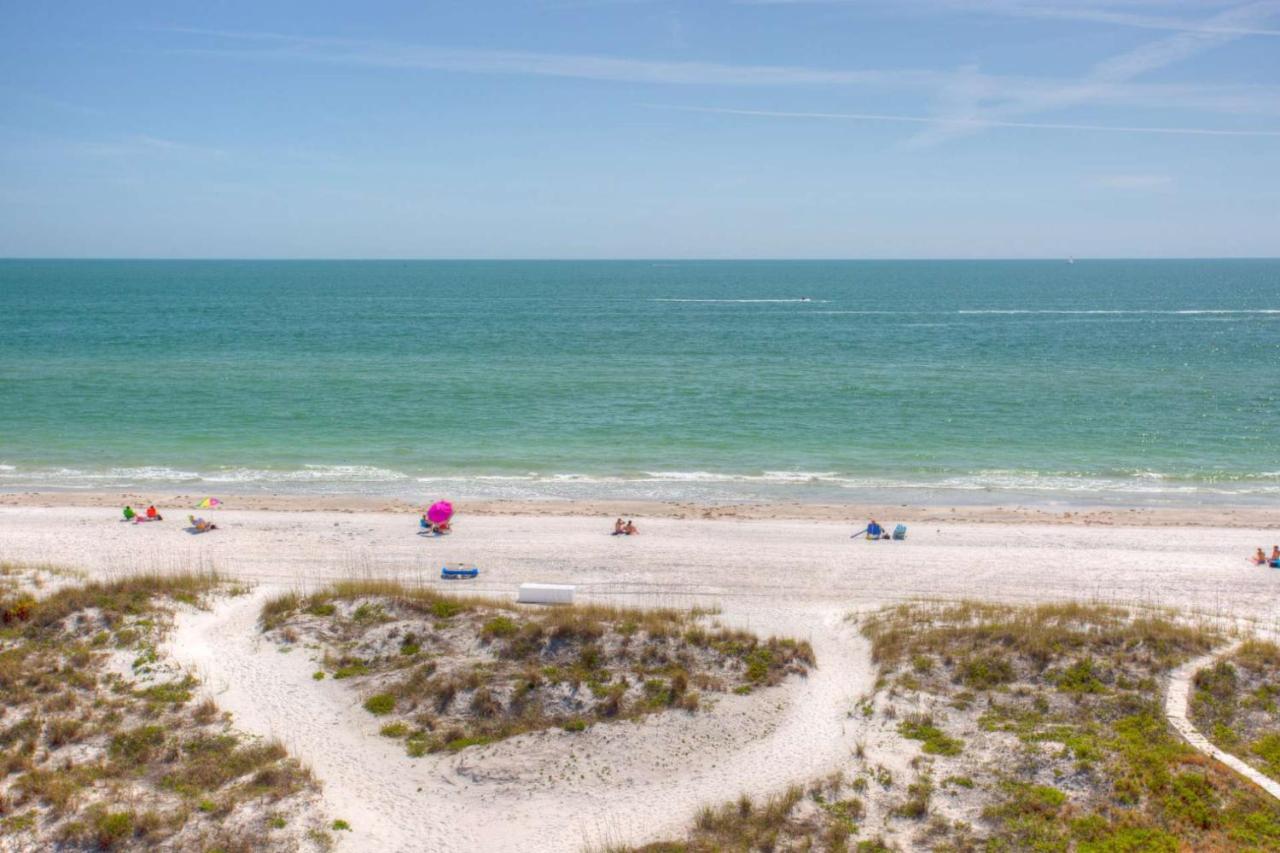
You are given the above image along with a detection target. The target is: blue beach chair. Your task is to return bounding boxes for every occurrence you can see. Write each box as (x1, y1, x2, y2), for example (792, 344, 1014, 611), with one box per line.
(441, 565, 479, 580)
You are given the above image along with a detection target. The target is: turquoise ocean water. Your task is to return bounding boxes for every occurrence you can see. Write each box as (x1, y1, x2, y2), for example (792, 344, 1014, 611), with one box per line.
(0, 259, 1276, 506)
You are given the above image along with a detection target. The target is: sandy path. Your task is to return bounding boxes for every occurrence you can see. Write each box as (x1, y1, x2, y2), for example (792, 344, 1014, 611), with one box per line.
(1166, 645, 1280, 803)
(168, 589, 872, 852)
(5, 506, 1280, 850)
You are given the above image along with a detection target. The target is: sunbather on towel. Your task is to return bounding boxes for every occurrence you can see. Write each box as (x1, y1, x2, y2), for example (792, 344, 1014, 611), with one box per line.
(188, 515, 218, 533)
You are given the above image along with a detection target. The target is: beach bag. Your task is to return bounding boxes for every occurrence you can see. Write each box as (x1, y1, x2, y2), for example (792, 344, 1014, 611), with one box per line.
(893, 524, 907, 540)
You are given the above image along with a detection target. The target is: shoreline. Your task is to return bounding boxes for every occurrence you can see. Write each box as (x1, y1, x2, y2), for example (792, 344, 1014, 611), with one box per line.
(1, 489, 1275, 528)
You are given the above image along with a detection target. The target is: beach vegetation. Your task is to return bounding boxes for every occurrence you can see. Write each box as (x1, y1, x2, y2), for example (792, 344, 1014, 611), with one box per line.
(1190, 639, 1280, 782)
(0, 563, 330, 850)
(259, 580, 813, 756)
(619, 601, 1280, 852)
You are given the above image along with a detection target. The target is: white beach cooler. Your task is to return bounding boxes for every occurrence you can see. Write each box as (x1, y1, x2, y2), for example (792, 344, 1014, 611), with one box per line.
(517, 583, 575, 605)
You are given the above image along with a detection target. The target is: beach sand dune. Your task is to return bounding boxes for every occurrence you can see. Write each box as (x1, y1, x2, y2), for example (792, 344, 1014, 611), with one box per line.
(3, 505, 1278, 850)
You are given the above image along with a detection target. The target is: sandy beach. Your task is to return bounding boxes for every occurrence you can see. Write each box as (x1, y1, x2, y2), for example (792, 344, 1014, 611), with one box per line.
(2, 499, 1278, 850)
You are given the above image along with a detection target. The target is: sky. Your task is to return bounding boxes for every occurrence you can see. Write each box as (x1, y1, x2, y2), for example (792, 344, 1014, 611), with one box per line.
(0, 0, 1277, 259)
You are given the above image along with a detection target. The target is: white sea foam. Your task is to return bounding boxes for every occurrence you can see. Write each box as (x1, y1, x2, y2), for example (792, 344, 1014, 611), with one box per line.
(957, 309, 1280, 315)
(652, 298, 829, 304)
(2, 465, 1276, 499)
(203, 465, 410, 483)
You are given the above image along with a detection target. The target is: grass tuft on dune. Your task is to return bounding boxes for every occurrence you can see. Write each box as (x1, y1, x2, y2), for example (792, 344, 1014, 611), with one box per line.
(0, 564, 329, 851)
(616, 601, 1280, 852)
(259, 581, 814, 755)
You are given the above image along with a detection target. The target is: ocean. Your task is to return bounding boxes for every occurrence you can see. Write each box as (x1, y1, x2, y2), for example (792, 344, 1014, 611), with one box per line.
(1, 259, 1276, 506)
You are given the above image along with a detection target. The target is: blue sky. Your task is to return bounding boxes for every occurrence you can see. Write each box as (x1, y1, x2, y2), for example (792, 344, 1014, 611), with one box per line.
(1, 0, 1277, 258)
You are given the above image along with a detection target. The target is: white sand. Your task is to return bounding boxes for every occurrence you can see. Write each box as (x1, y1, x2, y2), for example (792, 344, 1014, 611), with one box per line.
(3, 506, 1279, 851)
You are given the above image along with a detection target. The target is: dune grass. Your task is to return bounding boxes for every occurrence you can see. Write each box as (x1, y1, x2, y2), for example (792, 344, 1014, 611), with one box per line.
(0, 565, 327, 851)
(615, 601, 1280, 852)
(260, 580, 813, 756)
(1191, 639, 1280, 782)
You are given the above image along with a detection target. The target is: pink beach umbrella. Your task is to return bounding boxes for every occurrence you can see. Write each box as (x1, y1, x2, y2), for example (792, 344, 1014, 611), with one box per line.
(427, 501, 454, 524)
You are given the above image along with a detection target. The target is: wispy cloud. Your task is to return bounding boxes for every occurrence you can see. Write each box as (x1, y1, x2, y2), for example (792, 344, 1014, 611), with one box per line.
(649, 104, 1280, 136)
(1094, 173, 1175, 189)
(906, 0, 1280, 145)
(159, 21, 1280, 145)
(164, 28, 912, 86)
(162, 27, 1280, 117)
(54, 134, 228, 160)
(740, 0, 1280, 37)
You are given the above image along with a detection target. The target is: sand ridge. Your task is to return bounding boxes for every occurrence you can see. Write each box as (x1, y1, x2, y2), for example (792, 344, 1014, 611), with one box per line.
(4, 504, 1280, 850)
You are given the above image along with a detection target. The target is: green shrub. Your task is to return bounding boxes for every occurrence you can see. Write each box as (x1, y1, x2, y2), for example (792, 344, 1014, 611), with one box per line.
(898, 717, 963, 756)
(961, 655, 1015, 689)
(363, 694, 396, 715)
(482, 616, 518, 638)
(94, 810, 135, 845)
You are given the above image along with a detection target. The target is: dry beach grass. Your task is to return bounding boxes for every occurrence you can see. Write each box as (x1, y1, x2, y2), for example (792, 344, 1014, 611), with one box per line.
(618, 601, 1280, 851)
(259, 581, 814, 757)
(0, 565, 330, 851)
(2, 503, 1279, 850)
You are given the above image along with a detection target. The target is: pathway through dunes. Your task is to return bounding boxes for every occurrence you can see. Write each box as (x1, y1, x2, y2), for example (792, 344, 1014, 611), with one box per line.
(167, 590, 872, 852)
(5, 507, 1280, 850)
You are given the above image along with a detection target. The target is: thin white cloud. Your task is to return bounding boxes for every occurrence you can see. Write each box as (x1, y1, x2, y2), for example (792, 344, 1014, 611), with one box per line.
(740, 0, 1280, 36)
(649, 103, 1280, 136)
(161, 27, 1280, 118)
(1095, 173, 1175, 189)
(164, 29, 911, 86)
(907, 0, 1280, 145)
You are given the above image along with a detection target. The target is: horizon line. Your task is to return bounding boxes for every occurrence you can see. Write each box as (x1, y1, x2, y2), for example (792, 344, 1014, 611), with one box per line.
(2, 256, 1279, 263)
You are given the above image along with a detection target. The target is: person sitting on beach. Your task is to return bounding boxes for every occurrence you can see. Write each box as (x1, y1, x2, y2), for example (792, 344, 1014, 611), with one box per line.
(1252, 548, 1268, 566)
(188, 515, 218, 533)
(146, 505, 162, 521)
(1271, 546, 1280, 565)
(612, 518, 625, 536)
(624, 519, 638, 536)
(865, 519, 884, 540)
(122, 506, 136, 521)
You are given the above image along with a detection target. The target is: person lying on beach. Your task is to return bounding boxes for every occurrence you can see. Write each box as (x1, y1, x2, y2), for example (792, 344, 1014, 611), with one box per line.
(612, 518, 625, 536)
(188, 515, 218, 533)
(1253, 548, 1268, 566)
(623, 520, 638, 536)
